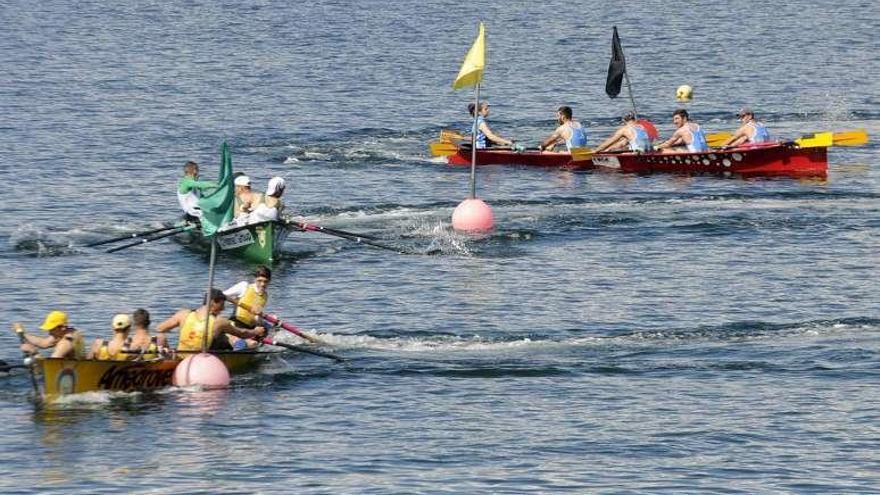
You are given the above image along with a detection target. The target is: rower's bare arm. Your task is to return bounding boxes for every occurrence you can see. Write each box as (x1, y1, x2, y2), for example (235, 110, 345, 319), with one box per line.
(50, 337, 73, 359)
(595, 129, 627, 152)
(722, 126, 749, 147)
(480, 122, 511, 146)
(156, 309, 186, 334)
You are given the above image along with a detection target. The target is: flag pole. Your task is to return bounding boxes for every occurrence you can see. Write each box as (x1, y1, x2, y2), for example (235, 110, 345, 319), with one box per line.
(469, 83, 481, 199)
(201, 237, 218, 352)
(624, 72, 638, 120)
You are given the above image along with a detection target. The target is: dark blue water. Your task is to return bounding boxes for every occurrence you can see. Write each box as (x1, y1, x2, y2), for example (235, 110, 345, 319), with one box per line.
(1, 1, 879, 493)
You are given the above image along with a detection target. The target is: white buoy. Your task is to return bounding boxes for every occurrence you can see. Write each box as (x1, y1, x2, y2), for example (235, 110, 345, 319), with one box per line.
(452, 197, 495, 232)
(173, 353, 230, 388)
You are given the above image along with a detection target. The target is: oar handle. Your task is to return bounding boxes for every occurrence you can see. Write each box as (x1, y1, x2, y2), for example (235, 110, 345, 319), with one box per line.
(12, 323, 41, 397)
(225, 296, 326, 345)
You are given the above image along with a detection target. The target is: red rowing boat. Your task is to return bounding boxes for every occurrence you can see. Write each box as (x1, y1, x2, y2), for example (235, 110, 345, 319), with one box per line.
(445, 142, 827, 177)
(591, 142, 827, 177)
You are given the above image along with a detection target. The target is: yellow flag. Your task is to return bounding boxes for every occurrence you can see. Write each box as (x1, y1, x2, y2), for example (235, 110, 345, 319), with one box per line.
(452, 23, 486, 90)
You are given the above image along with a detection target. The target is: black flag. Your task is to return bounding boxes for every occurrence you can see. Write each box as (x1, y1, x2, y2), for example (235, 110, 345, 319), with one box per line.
(605, 26, 626, 98)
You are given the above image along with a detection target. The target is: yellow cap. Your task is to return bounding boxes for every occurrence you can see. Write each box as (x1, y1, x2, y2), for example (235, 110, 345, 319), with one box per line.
(40, 311, 69, 331)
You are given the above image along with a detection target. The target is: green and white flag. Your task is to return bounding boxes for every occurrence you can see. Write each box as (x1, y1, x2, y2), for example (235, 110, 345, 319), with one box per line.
(197, 142, 234, 237)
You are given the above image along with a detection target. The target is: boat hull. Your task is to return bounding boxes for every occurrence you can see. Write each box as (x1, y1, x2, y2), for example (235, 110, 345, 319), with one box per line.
(38, 350, 273, 401)
(445, 142, 827, 177)
(182, 220, 290, 265)
(447, 148, 591, 169)
(591, 143, 827, 177)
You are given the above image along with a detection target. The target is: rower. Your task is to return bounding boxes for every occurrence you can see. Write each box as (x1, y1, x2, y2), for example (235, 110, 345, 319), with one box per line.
(539, 106, 588, 152)
(155, 289, 267, 352)
(655, 109, 709, 153)
(246, 177, 286, 223)
(594, 111, 653, 153)
(720, 107, 772, 147)
(177, 161, 217, 222)
(233, 175, 264, 220)
(223, 266, 272, 350)
(88, 313, 134, 361)
(13, 311, 86, 359)
(468, 101, 514, 149)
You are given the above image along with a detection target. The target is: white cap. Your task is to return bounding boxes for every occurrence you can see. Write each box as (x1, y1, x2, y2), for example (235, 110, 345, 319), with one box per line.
(267, 177, 286, 196)
(234, 175, 251, 187)
(112, 314, 131, 330)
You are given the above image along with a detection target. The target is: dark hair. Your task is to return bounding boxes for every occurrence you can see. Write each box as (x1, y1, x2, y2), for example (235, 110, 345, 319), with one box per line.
(557, 106, 573, 119)
(184, 161, 199, 174)
(254, 266, 272, 280)
(622, 111, 636, 122)
(207, 288, 226, 303)
(133, 308, 150, 327)
(673, 109, 690, 120)
(468, 103, 476, 116)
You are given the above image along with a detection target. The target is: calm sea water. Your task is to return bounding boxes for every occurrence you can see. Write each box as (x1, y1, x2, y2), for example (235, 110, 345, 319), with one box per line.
(1, 1, 879, 493)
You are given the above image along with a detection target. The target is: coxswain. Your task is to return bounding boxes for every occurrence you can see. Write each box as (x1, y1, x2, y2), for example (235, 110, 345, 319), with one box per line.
(720, 107, 772, 147)
(655, 109, 709, 153)
(539, 106, 588, 152)
(223, 266, 272, 350)
(155, 289, 267, 351)
(177, 161, 217, 222)
(594, 111, 653, 153)
(13, 311, 86, 359)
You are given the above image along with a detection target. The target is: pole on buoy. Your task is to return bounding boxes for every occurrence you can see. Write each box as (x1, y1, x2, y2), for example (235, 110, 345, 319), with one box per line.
(451, 22, 494, 233)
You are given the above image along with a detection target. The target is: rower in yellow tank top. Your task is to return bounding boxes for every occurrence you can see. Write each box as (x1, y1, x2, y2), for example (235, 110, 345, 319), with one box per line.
(224, 266, 272, 350)
(177, 309, 216, 351)
(14, 310, 87, 360)
(156, 288, 268, 352)
(89, 314, 135, 360)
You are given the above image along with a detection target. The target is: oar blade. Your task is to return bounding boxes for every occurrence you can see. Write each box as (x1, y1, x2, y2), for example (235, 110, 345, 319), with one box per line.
(706, 132, 733, 148)
(796, 132, 833, 148)
(570, 147, 594, 162)
(832, 128, 868, 146)
(440, 129, 466, 143)
(429, 141, 459, 157)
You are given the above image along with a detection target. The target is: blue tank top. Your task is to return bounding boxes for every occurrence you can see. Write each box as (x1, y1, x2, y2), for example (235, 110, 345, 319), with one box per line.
(473, 115, 487, 149)
(629, 125, 651, 152)
(687, 124, 709, 152)
(565, 122, 588, 151)
(748, 122, 771, 143)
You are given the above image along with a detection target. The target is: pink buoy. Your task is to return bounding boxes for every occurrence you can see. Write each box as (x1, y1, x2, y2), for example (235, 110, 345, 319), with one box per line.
(452, 198, 495, 232)
(173, 353, 230, 388)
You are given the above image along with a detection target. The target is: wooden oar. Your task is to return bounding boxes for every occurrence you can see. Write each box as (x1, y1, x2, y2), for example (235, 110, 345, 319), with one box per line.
(707, 129, 869, 148)
(429, 141, 460, 157)
(706, 132, 733, 148)
(828, 128, 868, 146)
(570, 147, 594, 162)
(12, 324, 41, 396)
(225, 296, 328, 346)
(106, 225, 193, 253)
(85, 223, 185, 248)
(440, 129, 467, 143)
(0, 359, 26, 373)
(287, 219, 420, 255)
(261, 336, 345, 363)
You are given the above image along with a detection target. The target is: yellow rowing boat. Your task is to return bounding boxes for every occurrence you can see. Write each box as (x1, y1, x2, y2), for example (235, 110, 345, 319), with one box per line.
(38, 350, 274, 401)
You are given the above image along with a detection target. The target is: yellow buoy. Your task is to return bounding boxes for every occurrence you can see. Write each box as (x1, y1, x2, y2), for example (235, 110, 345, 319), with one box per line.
(676, 85, 693, 102)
